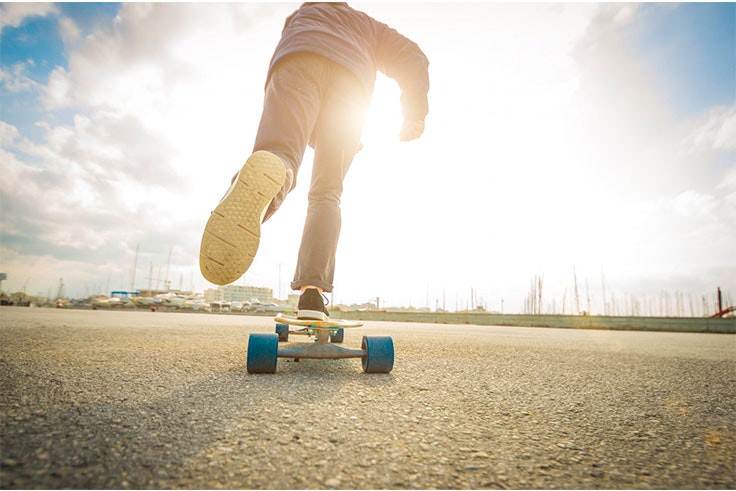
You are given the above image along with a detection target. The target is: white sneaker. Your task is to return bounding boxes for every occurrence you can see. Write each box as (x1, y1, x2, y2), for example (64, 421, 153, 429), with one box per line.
(199, 151, 285, 285)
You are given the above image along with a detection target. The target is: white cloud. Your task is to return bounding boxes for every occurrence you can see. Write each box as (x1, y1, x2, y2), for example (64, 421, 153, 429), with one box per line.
(718, 166, 736, 192)
(57, 15, 81, 45)
(0, 3, 58, 31)
(668, 190, 717, 218)
(43, 66, 71, 110)
(687, 105, 736, 152)
(0, 120, 21, 145)
(0, 62, 41, 93)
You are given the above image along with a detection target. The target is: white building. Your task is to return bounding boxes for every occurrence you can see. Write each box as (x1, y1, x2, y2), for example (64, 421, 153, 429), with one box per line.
(204, 285, 273, 304)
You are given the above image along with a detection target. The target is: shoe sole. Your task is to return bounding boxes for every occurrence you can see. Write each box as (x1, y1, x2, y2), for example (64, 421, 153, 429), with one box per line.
(199, 151, 285, 285)
(296, 310, 329, 321)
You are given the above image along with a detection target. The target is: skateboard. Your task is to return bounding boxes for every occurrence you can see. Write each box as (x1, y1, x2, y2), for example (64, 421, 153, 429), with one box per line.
(246, 314, 394, 374)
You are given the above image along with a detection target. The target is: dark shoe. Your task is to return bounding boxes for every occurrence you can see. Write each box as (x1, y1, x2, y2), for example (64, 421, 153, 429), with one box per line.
(297, 288, 329, 320)
(199, 151, 285, 285)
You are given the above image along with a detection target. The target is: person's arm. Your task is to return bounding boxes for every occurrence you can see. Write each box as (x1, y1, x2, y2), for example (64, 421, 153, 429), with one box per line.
(399, 119, 425, 142)
(375, 25, 430, 141)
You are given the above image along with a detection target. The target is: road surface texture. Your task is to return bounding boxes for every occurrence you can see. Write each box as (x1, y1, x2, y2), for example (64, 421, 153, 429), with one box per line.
(1, 307, 734, 489)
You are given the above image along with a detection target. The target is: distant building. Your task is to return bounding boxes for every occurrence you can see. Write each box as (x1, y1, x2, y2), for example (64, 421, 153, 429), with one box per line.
(204, 285, 273, 304)
(287, 293, 300, 308)
(138, 289, 170, 298)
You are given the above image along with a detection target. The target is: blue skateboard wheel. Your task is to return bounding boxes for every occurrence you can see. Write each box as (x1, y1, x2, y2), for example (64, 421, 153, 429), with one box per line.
(275, 323, 289, 342)
(331, 328, 344, 344)
(361, 336, 394, 373)
(247, 333, 278, 374)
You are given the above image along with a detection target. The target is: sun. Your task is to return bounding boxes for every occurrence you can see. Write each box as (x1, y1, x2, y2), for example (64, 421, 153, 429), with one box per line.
(360, 73, 404, 150)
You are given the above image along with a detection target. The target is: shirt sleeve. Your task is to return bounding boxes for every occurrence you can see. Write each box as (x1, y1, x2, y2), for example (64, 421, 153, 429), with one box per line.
(374, 24, 430, 121)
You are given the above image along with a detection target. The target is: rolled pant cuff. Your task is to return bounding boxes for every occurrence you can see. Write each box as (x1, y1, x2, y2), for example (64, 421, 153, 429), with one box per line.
(291, 280, 333, 293)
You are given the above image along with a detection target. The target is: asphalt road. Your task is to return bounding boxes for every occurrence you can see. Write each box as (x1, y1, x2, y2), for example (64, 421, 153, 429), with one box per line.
(1, 307, 734, 489)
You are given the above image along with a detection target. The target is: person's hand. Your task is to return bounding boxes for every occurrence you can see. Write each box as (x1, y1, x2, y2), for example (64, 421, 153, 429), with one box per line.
(399, 119, 425, 142)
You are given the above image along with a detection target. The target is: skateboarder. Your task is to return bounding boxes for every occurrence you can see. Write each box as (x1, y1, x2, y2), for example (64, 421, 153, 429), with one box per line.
(199, 2, 430, 320)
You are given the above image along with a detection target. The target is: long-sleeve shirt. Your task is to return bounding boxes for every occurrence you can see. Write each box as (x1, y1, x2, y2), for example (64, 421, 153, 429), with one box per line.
(268, 2, 430, 121)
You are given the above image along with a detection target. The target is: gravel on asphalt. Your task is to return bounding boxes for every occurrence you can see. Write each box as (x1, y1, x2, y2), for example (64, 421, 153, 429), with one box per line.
(1, 307, 734, 489)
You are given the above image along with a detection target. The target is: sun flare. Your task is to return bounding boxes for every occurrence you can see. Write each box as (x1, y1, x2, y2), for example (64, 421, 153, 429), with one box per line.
(360, 74, 404, 150)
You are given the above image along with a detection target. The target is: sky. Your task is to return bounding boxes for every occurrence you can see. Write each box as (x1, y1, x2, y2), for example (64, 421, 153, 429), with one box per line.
(1, 2, 735, 315)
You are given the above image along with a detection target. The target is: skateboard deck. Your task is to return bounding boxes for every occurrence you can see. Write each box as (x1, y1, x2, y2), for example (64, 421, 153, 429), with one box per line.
(273, 313, 363, 329)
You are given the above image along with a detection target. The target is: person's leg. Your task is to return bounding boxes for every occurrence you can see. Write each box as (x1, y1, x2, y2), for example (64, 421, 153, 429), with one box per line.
(291, 63, 370, 296)
(253, 53, 327, 222)
(199, 55, 324, 285)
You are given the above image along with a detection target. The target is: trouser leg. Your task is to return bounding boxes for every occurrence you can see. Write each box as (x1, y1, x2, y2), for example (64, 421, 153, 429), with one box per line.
(290, 67, 369, 293)
(252, 55, 322, 222)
